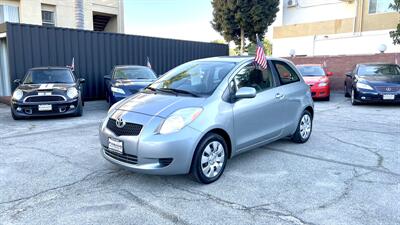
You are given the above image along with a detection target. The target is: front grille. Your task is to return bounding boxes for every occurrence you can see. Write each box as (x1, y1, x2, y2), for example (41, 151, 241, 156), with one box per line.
(25, 95, 65, 102)
(375, 86, 400, 92)
(104, 147, 138, 164)
(106, 118, 143, 136)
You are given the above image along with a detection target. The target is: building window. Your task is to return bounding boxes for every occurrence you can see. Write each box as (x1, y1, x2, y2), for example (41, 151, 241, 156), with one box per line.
(41, 10, 55, 27)
(0, 5, 19, 23)
(369, 0, 395, 14)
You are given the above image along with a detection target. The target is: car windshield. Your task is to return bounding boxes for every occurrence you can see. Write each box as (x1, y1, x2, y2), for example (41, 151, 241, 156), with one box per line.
(148, 61, 236, 96)
(358, 65, 400, 76)
(23, 69, 75, 84)
(114, 67, 156, 80)
(297, 66, 326, 76)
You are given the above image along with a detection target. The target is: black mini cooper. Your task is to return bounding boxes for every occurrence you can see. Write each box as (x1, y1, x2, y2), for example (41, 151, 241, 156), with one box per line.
(10, 67, 85, 120)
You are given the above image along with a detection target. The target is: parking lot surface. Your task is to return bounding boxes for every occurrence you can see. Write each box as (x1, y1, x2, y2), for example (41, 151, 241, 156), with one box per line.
(0, 93, 399, 225)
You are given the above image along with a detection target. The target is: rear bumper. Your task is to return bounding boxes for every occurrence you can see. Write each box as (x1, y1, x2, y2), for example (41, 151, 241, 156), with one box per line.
(310, 85, 330, 98)
(11, 99, 80, 117)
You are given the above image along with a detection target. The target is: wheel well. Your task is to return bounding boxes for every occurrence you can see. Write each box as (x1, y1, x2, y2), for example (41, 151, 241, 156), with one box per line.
(208, 128, 232, 159)
(305, 106, 314, 118)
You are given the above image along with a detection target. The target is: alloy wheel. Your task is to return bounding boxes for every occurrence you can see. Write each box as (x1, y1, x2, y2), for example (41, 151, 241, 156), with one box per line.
(201, 141, 225, 178)
(300, 114, 312, 139)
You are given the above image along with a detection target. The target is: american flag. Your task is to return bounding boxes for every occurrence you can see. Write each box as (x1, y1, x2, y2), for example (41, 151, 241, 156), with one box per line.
(254, 34, 268, 69)
(146, 57, 152, 69)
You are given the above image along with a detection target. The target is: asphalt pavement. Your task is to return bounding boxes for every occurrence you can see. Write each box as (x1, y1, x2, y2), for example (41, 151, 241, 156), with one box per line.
(0, 93, 399, 225)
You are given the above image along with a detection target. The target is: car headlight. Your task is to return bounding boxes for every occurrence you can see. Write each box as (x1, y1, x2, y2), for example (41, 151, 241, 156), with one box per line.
(67, 87, 78, 98)
(318, 82, 328, 87)
(111, 87, 125, 94)
(159, 107, 203, 135)
(356, 82, 373, 90)
(12, 89, 23, 101)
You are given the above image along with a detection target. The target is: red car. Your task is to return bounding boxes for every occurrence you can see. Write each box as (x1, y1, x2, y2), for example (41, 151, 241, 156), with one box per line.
(297, 64, 332, 101)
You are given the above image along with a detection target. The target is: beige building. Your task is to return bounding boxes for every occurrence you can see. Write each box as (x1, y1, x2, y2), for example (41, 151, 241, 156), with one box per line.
(271, 0, 400, 56)
(0, 0, 124, 33)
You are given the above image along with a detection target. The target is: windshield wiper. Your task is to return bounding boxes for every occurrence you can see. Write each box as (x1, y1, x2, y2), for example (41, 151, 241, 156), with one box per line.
(160, 88, 200, 97)
(144, 86, 176, 95)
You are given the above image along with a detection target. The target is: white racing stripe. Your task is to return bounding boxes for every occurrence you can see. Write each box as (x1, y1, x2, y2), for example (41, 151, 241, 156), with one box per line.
(38, 84, 54, 90)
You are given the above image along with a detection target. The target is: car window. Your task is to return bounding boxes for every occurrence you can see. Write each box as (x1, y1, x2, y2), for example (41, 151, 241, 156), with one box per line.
(23, 69, 75, 84)
(273, 61, 300, 85)
(297, 66, 326, 76)
(113, 67, 156, 79)
(357, 64, 400, 76)
(233, 62, 274, 93)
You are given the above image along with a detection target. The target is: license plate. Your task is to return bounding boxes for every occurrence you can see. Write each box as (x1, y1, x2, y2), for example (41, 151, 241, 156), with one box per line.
(38, 104, 52, 111)
(108, 138, 123, 154)
(383, 94, 395, 100)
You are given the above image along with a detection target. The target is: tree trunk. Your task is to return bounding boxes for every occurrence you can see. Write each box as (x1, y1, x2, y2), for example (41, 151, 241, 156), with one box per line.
(240, 28, 244, 55)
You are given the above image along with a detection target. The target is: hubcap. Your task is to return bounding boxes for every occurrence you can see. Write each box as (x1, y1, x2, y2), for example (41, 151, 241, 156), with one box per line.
(351, 89, 355, 103)
(201, 141, 225, 178)
(300, 114, 312, 139)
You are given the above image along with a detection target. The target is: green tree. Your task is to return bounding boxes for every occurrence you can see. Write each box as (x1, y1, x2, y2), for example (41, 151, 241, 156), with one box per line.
(247, 38, 273, 56)
(211, 39, 227, 44)
(390, 0, 400, 45)
(211, 0, 279, 54)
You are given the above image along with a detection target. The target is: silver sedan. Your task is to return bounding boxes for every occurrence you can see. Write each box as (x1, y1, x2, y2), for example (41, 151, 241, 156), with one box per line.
(99, 56, 314, 184)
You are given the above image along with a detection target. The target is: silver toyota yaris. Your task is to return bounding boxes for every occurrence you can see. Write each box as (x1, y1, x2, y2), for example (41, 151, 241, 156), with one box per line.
(99, 56, 314, 184)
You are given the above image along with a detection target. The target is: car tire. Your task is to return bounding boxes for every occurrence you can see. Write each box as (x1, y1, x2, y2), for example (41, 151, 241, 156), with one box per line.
(344, 83, 350, 97)
(191, 133, 228, 184)
(291, 110, 313, 144)
(74, 100, 83, 117)
(351, 89, 359, 105)
(323, 96, 330, 101)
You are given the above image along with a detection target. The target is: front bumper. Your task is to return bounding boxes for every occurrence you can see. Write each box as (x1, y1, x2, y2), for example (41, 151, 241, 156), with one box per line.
(99, 111, 202, 175)
(11, 99, 79, 117)
(354, 89, 400, 103)
(310, 85, 330, 98)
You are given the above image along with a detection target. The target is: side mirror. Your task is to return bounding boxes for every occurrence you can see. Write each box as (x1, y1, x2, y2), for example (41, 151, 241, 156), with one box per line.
(104, 75, 111, 80)
(345, 72, 352, 77)
(79, 78, 85, 83)
(13, 79, 21, 85)
(326, 71, 333, 76)
(235, 87, 256, 99)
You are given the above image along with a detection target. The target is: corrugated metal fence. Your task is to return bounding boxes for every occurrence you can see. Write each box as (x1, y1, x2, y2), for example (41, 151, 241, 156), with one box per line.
(6, 23, 228, 99)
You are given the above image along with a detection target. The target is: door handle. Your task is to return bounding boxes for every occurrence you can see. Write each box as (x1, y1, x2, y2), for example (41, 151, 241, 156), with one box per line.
(275, 93, 284, 99)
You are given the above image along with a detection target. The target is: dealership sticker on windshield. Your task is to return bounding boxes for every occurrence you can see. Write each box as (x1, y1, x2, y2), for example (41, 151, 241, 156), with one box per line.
(383, 94, 395, 100)
(108, 138, 123, 154)
(38, 104, 52, 111)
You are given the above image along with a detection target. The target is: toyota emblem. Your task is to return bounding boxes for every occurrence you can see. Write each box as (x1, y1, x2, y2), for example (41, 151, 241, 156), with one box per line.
(115, 117, 126, 128)
(386, 87, 392, 92)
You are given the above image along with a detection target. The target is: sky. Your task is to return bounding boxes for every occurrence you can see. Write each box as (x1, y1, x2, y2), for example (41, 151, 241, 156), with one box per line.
(124, 0, 223, 42)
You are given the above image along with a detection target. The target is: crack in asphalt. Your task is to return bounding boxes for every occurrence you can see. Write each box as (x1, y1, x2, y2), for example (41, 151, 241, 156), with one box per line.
(264, 147, 400, 177)
(119, 189, 191, 225)
(0, 169, 121, 215)
(162, 178, 318, 225)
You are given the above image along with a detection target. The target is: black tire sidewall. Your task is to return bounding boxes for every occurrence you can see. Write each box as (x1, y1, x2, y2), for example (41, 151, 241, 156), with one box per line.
(191, 133, 228, 184)
(293, 111, 313, 143)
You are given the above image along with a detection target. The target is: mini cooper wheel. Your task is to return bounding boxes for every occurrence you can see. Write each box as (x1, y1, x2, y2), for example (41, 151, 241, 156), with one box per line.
(191, 133, 228, 184)
(292, 110, 313, 143)
(74, 100, 83, 117)
(11, 109, 23, 120)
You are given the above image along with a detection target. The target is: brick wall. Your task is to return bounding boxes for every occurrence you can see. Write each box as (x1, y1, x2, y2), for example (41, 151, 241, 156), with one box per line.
(285, 53, 400, 91)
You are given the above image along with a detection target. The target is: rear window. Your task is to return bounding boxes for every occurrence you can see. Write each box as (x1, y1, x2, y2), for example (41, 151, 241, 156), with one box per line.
(23, 69, 75, 84)
(297, 66, 326, 76)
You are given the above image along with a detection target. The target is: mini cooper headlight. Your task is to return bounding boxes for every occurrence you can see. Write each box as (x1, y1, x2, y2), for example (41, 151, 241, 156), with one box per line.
(356, 82, 373, 90)
(159, 107, 203, 135)
(111, 87, 125, 94)
(12, 89, 23, 101)
(67, 87, 78, 98)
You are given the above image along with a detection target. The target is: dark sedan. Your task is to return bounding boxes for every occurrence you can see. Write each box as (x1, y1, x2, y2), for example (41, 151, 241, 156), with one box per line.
(344, 63, 400, 105)
(11, 67, 85, 120)
(104, 66, 157, 106)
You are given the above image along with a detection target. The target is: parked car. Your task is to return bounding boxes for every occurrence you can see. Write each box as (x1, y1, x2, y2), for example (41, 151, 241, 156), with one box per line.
(104, 65, 157, 106)
(344, 63, 400, 105)
(99, 56, 314, 184)
(296, 64, 332, 101)
(10, 67, 85, 120)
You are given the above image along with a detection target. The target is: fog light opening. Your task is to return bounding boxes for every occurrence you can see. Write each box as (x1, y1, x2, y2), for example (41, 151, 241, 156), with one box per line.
(24, 108, 32, 114)
(59, 107, 67, 113)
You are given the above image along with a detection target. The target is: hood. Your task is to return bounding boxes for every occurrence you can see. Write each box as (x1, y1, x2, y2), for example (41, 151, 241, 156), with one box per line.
(358, 75, 400, 85)
(303, 76, 328, 84)
(18, 83, 75, 94)
(117, 92, 206, 118)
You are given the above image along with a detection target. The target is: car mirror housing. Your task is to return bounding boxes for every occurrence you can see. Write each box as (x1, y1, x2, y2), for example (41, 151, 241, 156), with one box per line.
(13, 79, 21, 85)
(326, 72, 333, 76)
(104, 75, 111, 80)
(79, 78, 85, 83)
(235, 87, 256, 99)
(345, 72, 352, 77)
